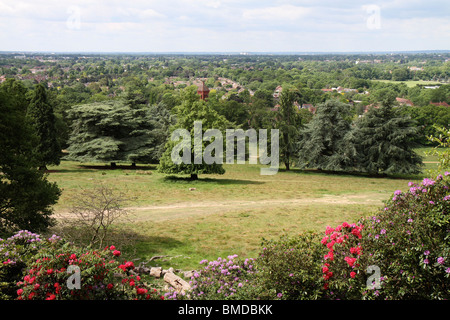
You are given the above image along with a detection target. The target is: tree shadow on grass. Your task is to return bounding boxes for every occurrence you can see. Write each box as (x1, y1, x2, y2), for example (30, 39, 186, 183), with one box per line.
(46, 164, 158, 173)
(280, 167, 425, 181)
(48, 224, 185, 264)
(161, 175, 264, 185)
(78, 164, 157, 171)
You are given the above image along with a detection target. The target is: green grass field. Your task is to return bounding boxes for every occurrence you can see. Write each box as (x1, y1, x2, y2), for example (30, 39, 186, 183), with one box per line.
(372, 79, 445, 88)
(45, 151, 442, 271)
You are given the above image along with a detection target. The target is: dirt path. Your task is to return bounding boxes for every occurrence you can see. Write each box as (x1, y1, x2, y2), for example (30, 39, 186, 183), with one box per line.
(124, 194, 383, 222)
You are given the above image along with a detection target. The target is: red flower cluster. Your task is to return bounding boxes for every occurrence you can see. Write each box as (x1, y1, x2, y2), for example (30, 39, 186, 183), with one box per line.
(15, 243, 162, 300)
(320, 222, 364, 290)
(118, 261, 134, 271)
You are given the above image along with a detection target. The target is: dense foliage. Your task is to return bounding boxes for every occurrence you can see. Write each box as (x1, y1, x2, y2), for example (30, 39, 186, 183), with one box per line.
(26, 83, 61, 169)
(66, 99, 174, 165)
(0, 80, 61, 236)
(353, 103, 423, 175)
(297, 100, 355, 171)
(252, 174, 450, 300)
(157, 86, 231, 180)
(0, 231, 163, 300)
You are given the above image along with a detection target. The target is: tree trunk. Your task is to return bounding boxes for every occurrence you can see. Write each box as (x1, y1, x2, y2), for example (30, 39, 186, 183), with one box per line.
(110, 162, 117, 168)
(285, 161, 290, 171)
(131, 163, 136, 168)
(190, 173, 198, 180)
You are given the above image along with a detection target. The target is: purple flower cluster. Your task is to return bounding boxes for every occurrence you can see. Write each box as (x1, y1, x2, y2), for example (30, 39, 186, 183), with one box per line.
(361, 174, 450, 298)
(165, 255, 256, 300)
(1, 230, 62, 267)
(7, 230, 42, 243)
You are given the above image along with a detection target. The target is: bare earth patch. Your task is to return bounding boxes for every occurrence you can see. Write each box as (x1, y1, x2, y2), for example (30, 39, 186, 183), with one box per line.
(123, 193, 383, 222)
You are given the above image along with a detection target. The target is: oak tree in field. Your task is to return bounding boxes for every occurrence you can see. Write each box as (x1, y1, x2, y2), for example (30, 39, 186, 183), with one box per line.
(157, 86, 230, 180)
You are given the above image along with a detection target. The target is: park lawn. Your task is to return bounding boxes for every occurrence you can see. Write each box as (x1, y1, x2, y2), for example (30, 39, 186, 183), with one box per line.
(371, 79, 445, 88)
(46, 155, 440, 271)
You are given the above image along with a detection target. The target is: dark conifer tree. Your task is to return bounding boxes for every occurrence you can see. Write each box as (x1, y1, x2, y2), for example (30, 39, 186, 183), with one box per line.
(353, 96, 423, 175)
(27, 83, 61, 170)
(0, 81, 60, 235)
(297, 99, 356, 171)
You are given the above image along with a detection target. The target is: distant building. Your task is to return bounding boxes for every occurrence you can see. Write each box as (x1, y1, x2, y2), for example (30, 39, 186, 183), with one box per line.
(321, 87, 360, 94)
(363, 103, 380, 113)
(273, 86, 283, 98)
(396, 97, 414, 106)
(197, 81, 210, 100)
(430, 101, 450, 107)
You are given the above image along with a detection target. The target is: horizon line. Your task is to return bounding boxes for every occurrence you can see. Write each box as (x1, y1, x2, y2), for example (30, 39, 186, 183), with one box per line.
(1, 49, 450, 56)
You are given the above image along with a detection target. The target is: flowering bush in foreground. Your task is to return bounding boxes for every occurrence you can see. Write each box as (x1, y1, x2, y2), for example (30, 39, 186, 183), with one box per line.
(357, 174, 450, 299)
(0, 230, 55, 299)
(1, 232, 163, 300)
(165, 255, 257, 300)
(319, 222, 365, 299)
(253, 174, 450, 300)
(15, 242, 163, 300)
(255, 233, 323, 300)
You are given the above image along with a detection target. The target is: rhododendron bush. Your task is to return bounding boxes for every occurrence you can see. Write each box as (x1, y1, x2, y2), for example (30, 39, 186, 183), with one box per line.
(252, 174, 450, 300)
(0, 230, 50, 300)
(1, 232, 162, 300)
(319, 222, 365, 299)
(191, 255, 257, 300)
(2, 173, 449, 300)
(357, 174, 450, 299)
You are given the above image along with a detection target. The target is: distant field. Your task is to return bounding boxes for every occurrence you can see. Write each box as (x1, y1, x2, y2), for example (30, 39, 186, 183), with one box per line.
(46, 151, 442, 270)
(372, 79, 445, 88)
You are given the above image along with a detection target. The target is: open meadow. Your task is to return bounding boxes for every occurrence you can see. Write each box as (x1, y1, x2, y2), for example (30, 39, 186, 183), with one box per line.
(45, 148, 441, 271)
(371, 79, 446, 87)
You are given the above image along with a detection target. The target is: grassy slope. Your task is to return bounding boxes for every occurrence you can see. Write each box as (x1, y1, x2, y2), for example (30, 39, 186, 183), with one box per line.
(46, 152, 440, 270)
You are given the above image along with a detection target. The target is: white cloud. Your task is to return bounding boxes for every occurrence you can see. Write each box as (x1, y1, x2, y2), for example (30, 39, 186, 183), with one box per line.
(242, 5, 311, 22)
(0, 0, 448, 52)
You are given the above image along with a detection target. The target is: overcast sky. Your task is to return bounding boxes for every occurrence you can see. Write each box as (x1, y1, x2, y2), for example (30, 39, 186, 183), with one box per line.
(0, 0, 449, 53)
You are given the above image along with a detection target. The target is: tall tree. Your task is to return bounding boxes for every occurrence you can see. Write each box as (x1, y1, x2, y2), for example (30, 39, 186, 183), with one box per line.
(0, 81, 61, 235)
(352, 97, 423, 175)
(27, 83, 61, 170)
(275, 90, 302, 170)
(297, 100, 356, 172)
(158, 86, 230, 180)
(66, 98, 174, 166)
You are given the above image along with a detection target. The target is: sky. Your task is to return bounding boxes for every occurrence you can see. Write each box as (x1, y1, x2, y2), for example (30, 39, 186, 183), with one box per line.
(0, 0, 449, 53)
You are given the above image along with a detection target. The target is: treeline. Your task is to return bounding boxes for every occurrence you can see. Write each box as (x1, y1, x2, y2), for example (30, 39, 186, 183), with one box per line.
(0, 79, 61, 235)
(0, 76, 435, 234)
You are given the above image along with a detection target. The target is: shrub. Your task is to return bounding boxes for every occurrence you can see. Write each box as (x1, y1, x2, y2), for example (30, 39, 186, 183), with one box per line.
(1, 231, 163, 300)
(165, 255, 257, 300)
(252, 174, 450, 300)
(319, 222, 365, 299)
(0, 230, 52, 299)
(357, 174, 450, 299)
(15, 241, 163, 300)
(255, 233, 324, 300)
